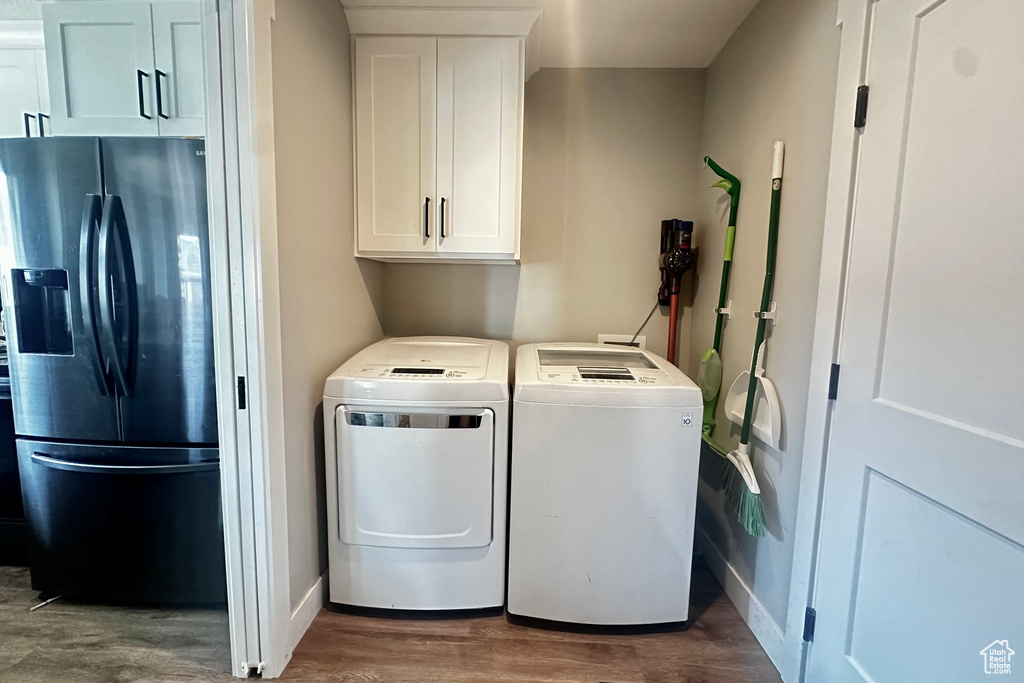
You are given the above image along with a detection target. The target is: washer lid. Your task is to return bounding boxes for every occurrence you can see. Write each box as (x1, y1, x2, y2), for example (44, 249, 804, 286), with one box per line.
(514, 343, 702, 408)
(325, 337, 509, 402)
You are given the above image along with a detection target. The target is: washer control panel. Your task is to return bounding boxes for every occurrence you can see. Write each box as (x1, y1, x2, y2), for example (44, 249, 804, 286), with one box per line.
(539, 365, 677, 386)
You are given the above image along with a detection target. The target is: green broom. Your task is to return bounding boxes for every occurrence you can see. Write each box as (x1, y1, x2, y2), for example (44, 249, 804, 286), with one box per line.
(721, 141, 786, 538)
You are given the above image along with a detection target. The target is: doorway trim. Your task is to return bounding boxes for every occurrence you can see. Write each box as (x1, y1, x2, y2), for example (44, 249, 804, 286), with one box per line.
(204, 0, 294, 677)
(778, 1, 873, 681)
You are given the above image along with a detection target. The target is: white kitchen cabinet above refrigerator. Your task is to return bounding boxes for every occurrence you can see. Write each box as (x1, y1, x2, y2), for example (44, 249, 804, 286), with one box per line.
(353, 35, 524, 263)
(0, 21, 48, 139)
(42, 1, 204, 138)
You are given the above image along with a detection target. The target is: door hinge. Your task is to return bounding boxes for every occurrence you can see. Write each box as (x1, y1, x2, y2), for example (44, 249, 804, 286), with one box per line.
(854, 85, 869, 129)
(237, 376, 247, 410)
(828, 363, 840, 401)
(803, 606, 817, 642)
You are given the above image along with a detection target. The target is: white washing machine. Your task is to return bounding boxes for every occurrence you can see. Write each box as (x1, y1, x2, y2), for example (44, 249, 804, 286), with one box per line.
(323, 336, 509, 610)
(508, 343, 703, 625)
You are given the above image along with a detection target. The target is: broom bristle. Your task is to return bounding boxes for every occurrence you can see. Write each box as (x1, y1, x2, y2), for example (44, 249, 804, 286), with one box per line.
(721, 462, 741, 508)
(738, 487, 766, 538)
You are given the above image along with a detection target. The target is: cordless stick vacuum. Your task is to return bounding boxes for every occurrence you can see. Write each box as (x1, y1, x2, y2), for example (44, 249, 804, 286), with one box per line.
(659, 220, 695, 364)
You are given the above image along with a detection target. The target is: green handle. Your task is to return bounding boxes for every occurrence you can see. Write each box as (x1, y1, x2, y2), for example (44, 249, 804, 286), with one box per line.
(740, 144, 784, 445)
(705, 156, 741, 355)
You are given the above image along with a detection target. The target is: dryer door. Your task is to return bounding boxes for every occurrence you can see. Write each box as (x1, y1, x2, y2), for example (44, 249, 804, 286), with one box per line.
(336, 407, 494, 549)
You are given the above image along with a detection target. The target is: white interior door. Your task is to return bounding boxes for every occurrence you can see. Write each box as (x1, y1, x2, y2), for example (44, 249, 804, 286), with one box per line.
(809, 2, 1024, 682)
(152, 2, 205, 137)
(0, 49, 42, 137)
(436, 38, 520, 256)
(42, 1, 158, 136)
(354, 37, 436, 254)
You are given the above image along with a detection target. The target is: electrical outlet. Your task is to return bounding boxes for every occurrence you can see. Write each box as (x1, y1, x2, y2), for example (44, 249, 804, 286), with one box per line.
(598, 334, 646, 349)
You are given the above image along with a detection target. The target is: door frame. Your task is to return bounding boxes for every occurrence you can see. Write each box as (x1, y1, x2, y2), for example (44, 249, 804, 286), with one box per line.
(203, 0, 292, 677)
(778, 1, 874, 681)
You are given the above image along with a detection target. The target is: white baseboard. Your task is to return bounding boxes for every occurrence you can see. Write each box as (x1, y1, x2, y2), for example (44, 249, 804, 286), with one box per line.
(288, 574, 325, 653)
(695, 525, 786, 673)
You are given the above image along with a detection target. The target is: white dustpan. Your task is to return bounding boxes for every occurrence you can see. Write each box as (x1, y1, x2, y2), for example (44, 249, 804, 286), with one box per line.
(724, 341, 782, 449)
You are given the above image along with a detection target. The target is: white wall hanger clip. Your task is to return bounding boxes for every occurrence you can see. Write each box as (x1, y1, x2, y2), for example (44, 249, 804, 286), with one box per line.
(754, 301, 778, 324)
(715, 299, 732, 318)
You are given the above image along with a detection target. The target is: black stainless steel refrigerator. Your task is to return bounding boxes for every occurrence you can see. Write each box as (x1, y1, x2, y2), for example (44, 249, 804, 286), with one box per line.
(0, 137, 225, 604)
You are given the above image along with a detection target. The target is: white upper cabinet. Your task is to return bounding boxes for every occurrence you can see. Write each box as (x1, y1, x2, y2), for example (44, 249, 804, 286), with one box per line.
(353, 35, 524, 263)
(355, 37, 437, 255)
(42, 1, 204, 138)
(151, 2, 204, 137)
(0, 20, 49, 138)
(43, 2, 158, 136)
(436, 38, 520, 257)
(0, 48, 48, 138)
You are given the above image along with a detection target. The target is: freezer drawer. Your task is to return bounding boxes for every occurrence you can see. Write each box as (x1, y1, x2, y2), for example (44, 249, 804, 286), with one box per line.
(17, 440, 226, 604)
(336, 406, 494, 549)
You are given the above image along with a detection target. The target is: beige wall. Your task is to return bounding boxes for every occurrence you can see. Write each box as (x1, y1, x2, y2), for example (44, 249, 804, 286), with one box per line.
(382, 68, 705, 361)
(688, 0, 840, 641)
(271, 0, 384, 610)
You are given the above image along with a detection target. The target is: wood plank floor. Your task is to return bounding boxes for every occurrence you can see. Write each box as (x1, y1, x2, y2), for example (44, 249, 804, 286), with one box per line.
(282, 558, 781, 683)
(0, 558, 781, 682)
(0, 566, 232, 683)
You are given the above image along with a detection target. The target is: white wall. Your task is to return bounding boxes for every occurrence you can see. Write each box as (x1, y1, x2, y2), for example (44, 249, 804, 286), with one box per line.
(381, 68, 704, 360)
(270, 0, 384, 612)
(686, 0, 840, 667)
(0, 0, 39, 20)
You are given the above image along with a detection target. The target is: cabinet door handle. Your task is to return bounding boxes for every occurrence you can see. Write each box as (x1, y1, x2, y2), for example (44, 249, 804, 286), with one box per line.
(440, 197, 447, 239)
(137, 70, 152, 119)
(424, 196, 430, 238)
(23, 113, 35, 137)
(37, 113, 48, 137)
(155, 70, 169, 119)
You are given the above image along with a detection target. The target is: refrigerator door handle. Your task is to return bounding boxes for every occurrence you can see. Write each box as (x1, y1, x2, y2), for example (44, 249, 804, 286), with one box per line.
(80, 194, 113, 396)
(98, 195, 139, 397)
(31, 452, 219, 475)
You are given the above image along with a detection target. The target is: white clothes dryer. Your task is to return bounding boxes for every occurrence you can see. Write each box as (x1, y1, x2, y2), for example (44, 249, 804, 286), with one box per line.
(323, 337, 509, 610)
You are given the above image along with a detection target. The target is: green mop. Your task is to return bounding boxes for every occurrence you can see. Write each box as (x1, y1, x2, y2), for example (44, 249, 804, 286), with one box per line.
(721, 141, 787, 538)
(697, 156, 741, 448)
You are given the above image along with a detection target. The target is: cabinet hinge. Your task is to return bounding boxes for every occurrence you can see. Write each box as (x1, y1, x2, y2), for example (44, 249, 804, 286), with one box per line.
(803, 607, 817, 642)
(854, 85, 869, 129)
(237, 376, 247, 410)
(828, 363, 840, 401)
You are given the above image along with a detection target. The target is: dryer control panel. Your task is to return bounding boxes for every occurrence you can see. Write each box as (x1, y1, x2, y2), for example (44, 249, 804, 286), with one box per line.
(353, 365, 482, 380)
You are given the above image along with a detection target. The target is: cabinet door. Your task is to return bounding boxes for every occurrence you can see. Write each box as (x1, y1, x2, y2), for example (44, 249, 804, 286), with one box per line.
(42, 2, 158, 136)
(354, 37, 436, 254)
(436, 38, 521, 256)
(0, 49, 42, 137)
(152, 2, 205, 137)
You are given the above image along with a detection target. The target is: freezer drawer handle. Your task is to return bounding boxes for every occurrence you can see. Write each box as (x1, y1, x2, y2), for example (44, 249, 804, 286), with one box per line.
(31, 452, 219, 475)
(345, 412, 484, 429)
